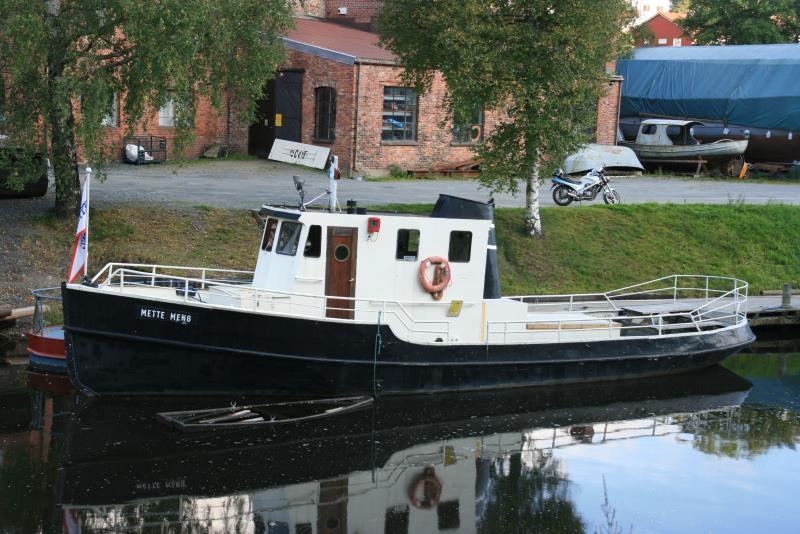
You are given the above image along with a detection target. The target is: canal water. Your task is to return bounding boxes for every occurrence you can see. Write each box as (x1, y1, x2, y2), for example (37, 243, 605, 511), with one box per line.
(0, 333, 798, 533)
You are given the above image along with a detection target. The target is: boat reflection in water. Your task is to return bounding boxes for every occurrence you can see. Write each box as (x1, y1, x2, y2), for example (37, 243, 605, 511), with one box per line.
(59, 366, 753, 533)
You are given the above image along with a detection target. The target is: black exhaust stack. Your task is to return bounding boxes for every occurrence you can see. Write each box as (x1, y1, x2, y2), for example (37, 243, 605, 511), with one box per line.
(430, 195, 501, 299)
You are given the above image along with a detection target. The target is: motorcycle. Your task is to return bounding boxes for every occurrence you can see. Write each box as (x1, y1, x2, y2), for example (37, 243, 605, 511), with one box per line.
(550, 167, 621, 206)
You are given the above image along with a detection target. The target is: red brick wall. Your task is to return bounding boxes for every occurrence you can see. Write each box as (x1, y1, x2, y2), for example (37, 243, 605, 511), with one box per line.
(595, 77, 621, 145)
(325, 0, 383, 24)
(79, 94, 244, 164)
(294, 0, 326, 18)
(283, 50, 357, 173)
(353, 65, 499, 175)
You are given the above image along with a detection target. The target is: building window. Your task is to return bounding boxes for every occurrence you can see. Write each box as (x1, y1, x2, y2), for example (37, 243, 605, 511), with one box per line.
(453, 108, 483, 144)
(304, 225, 322, 257)
(642, 4, 650, 12)
(448, 231, 472, 262)
(382, 87, 418, 142)
(657, 38, 668, 45)
(395, 229, 420, 260)
(158, 98, 175, 127)
(673, 38, 682, 47)
(101, 93, 118, 127)
(314, 87, 336, 142)
(276, 221, 303, 256)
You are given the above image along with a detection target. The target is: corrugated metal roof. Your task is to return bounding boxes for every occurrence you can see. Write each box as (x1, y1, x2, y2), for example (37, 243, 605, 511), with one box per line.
(285, 18, 397, 65)
(632, 43, 800, 61)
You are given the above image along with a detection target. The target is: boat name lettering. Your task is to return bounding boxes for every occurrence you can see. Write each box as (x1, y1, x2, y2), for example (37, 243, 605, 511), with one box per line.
(135, 478, 187, 491)
(138, 307, 193, 325)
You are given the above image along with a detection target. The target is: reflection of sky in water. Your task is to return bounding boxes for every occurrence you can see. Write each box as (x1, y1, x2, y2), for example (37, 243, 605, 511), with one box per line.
(559, 433, 798, 533)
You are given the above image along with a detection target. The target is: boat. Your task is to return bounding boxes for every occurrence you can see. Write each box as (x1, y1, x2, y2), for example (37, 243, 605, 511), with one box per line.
(157, 395, 374, 431)
(26, 288, 67, 374)
(62, 193, 755, 396)
(622, 119, 748, 164)
(563, 143, 644, 175)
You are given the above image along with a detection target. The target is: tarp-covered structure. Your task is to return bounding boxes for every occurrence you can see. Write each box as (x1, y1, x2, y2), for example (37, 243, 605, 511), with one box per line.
(617, 44, 800, 132)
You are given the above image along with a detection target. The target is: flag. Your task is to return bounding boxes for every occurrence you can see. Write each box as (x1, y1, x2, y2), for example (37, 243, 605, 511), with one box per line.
(67, 170, 91, 283)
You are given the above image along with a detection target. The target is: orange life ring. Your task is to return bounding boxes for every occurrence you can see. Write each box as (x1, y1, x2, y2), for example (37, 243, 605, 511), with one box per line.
(418, 256, 451, 300)
(408, 467, 442, 509)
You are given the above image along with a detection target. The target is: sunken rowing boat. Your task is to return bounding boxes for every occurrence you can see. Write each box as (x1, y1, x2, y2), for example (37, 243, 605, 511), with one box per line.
(62, 194, 754, 396)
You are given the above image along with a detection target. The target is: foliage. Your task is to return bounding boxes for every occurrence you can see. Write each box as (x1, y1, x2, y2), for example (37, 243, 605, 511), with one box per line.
(0, 0, 294, 215)
(678, 0, 800, 44)
(377, 0, 635, 236)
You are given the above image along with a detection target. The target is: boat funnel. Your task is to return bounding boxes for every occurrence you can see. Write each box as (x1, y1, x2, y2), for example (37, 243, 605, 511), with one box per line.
(431, 195, 501, 299)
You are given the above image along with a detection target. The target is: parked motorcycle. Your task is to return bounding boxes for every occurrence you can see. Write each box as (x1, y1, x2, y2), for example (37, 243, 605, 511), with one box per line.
(551, 167, 621, 206)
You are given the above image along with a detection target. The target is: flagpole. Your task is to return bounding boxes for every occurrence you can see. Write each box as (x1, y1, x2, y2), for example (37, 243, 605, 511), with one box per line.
(84, 166, 92, 279)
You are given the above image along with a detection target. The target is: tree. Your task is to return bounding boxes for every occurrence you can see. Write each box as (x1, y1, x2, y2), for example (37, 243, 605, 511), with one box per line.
(0, 0, 294, 216)
(679, 0, 800, 45)
(377, 0, 634, 237)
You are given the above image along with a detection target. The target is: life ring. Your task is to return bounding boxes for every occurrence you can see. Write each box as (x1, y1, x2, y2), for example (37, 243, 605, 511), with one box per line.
(408, 467, 442, 509)
(418, 256, 451, 300)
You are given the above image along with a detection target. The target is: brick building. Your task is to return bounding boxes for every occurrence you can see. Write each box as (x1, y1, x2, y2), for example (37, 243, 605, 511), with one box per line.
(635, 12, 691, 47)
(94, 1, 622, 174)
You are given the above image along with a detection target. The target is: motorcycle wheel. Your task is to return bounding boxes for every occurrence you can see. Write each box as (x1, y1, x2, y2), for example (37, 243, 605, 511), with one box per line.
(552, 185, 573, 206)
(603, 189, 621, 205)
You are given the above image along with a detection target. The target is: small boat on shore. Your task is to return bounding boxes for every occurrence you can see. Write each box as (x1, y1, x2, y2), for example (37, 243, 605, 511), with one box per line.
(62, 194, 754, 396)
(622, 119, 748, 163)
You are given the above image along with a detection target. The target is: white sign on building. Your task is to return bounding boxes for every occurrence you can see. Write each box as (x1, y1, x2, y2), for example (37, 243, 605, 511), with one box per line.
(268, 139, 331, 169)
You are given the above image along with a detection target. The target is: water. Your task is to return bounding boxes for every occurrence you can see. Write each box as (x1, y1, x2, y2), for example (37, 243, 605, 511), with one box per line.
(1, 335, 799, 533)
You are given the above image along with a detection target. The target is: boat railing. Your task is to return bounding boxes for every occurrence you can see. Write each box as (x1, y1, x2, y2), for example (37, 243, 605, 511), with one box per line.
(91, 262, 254, 288)
(30, 287, 63, 335)
(95, 264, 460, 340)
(492, 275, 748, 343)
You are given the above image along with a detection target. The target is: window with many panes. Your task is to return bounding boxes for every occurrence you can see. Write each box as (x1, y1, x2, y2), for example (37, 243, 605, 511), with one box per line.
(452, 108, 483, 144)
(395, 229, 420, 260)
(314, 87, 336, 142)
(382, 87, 417, 141)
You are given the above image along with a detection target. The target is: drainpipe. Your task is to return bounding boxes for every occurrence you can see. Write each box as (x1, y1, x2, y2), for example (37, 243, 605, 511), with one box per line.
(352, 62, 361, 173)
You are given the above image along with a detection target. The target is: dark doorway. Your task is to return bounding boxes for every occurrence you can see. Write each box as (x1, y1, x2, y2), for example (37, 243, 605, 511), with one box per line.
(248, 70, 303, 157)
(325, 227, 358, 319)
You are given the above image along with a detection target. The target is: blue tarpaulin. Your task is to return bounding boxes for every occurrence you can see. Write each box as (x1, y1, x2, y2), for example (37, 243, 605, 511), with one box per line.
(617, 44, 800, 132)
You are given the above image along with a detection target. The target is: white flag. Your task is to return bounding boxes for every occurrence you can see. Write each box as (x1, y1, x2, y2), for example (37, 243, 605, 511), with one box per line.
(67, 171, 91, 283)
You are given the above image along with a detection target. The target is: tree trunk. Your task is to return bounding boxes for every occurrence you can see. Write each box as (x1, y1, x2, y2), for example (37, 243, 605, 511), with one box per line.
(47, 41, 80, 218)
(50, 104, 81, 218)
(524, 159, 543, 238)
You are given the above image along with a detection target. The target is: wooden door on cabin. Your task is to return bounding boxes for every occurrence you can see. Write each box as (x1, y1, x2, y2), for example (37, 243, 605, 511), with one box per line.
(325, 227, 358, 319)
(247, 80, 275, 157)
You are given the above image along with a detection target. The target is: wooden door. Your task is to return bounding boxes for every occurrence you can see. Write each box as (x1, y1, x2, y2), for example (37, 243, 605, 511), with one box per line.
(247, 80, 275, 157)
(274, 70, 303, 142)
(325, 227, 358, 319)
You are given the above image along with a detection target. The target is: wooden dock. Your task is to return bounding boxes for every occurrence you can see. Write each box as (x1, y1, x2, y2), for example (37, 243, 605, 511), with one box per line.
(747, 295, 800, 328)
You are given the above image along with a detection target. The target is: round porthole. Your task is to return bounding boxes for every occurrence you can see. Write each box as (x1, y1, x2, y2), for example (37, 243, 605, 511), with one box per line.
(334, 244, 350, 262)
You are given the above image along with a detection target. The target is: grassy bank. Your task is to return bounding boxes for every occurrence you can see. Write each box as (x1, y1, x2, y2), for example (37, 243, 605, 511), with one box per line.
(31, 204, 799, 295)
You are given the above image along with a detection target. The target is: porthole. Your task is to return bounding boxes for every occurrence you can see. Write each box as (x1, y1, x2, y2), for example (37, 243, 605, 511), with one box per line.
(334, 244, 350, 262)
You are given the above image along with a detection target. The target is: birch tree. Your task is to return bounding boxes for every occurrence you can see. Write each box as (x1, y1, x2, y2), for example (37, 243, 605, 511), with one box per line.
(0, 0, 294, 216)
(378, 0, 633, 237)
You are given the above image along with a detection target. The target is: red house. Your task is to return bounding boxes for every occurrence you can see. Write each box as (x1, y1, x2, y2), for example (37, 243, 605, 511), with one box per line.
(636, 12, 691, 48)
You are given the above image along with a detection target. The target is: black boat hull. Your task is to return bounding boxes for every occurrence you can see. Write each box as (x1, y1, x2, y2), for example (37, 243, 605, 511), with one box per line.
(63, 286, 755, 396)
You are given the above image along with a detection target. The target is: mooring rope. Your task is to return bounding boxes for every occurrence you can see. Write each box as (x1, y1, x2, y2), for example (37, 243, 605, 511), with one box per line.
(373, 311, 383, 396)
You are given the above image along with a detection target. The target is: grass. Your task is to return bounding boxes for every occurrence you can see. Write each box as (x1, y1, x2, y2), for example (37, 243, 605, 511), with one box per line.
(30, 204, 800, 296)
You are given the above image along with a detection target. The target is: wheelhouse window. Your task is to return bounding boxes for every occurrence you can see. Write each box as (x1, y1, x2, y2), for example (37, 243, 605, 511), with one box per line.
(261, 218, 278, 251)
(452, 108, 483, 144)
(448, 231, 472, 262)
(382, 87, 418, 142)
(304, 224, 322, 257)
(276, 221, 303, 256)
(314, 87, 336, 142)
(395, 229, 420, 260)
